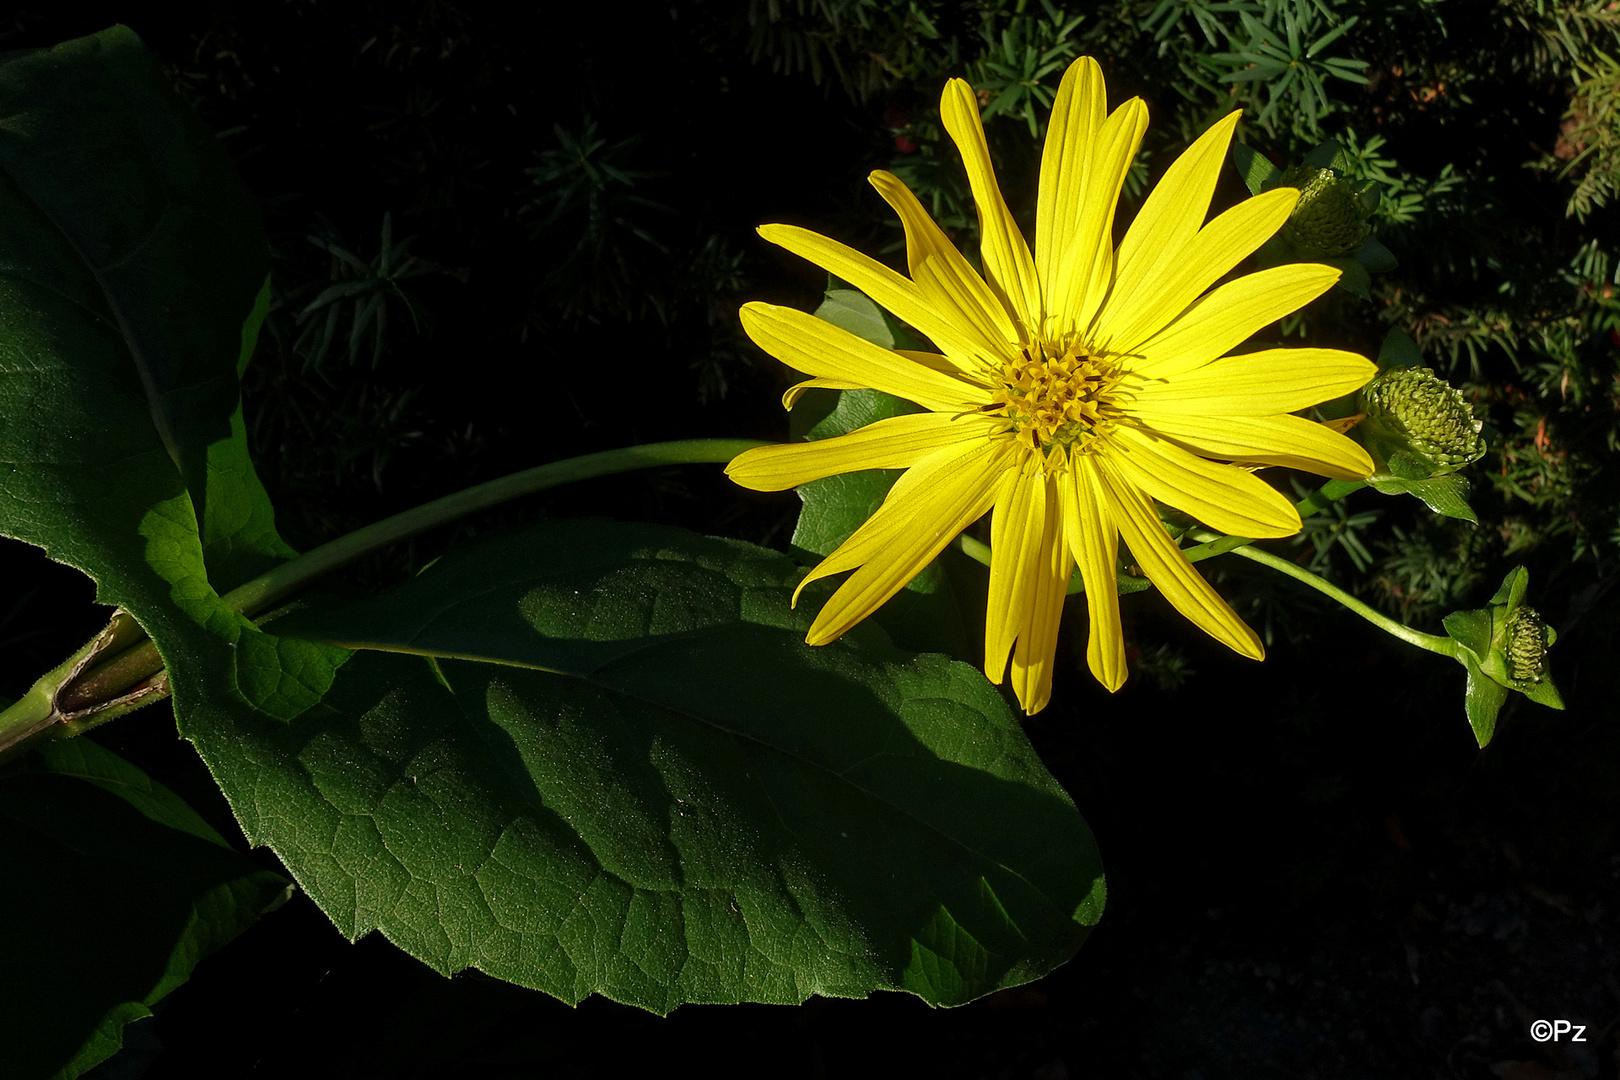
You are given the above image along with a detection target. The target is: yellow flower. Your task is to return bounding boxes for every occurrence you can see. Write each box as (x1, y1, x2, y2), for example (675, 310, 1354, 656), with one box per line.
(728, 57, 1377, 713)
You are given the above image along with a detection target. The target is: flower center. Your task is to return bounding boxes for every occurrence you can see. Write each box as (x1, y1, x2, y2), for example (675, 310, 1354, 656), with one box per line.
(989, 340, 1120, 458)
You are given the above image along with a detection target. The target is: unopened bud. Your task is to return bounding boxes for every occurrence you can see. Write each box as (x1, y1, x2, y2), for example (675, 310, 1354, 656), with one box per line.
(1281, 167, 1369, 258)
(1442, 566, 1564, 746)
(1505, 605, 1549, 683)
(1360, 367, 1486, 472)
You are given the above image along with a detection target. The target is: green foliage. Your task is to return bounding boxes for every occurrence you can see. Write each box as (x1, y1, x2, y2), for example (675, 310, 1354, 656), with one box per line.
(1370, 519, 1486, 624)
(0, 24, 268, 549)
(520, 118, 672, 324)
(1197, 2, 1370, 135)
(183, 518, 1104, 1013)
(0, 25, 310, 688)
(1546, 47, 1620, 221)
(1292, 478, 1379, 574)
(294, 213, 441, 370)
(4, 3, 1615, 1065)
(743, 0, 946, 104)
(969, 0, 1086, 136)
(0, 738, 289, 1078)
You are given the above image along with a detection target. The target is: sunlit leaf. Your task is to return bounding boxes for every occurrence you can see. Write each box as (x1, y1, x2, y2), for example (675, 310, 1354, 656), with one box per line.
(177, 519, 1105, 1013)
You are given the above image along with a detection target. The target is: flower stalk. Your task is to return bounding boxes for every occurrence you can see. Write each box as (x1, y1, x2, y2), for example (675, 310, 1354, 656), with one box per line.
(0, 439, 767, 760)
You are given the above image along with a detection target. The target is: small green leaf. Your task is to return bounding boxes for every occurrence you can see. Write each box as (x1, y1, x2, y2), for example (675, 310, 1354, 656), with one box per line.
(185, 520, 1104, 1013)
(790, 389, 966, 655)
(1462, 655, 1509, 747)
(1332, 256, 1371, 299)
(791, 388, 920, 560)
(1370, 472, 1478, 522)
(1375, 327, 1423, 370)
(1356, 237, 1397, 274)
(0, 738, 289, 1079)
(1520, 675, 1565, 710)
(1302, 139, 1343, 169)
(1231, 142, 1282, 195)
(1490, 565, 1529, 607)
(1442, 607, 1495, 659)
(200, 396, 299, 594)
(814, 287, 925, 350)
(1352, 180, 1384, 217)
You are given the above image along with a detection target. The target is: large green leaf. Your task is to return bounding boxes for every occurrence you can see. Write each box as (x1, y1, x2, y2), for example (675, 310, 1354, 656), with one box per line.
(201, 277, 300, 592)
(0, 27, 340, 719)
(0, 34, 337, 1072)
(178, 519, 1104, 1013)
(0, 738, 290, 1080)
(0, 26, 267, 541)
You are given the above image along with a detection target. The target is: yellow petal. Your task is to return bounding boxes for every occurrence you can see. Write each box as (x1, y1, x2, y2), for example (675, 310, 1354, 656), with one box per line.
(799, 437, 1014, 644)
(1096, 186, 1299, 354)
(1139, 412, 1376, 481)
(869, 169, 1019, 364)
(1126, 264, 1342, 380)
(1036, 58, 1150, 336)
(1009, 484, 1073, 715)
(1097, 456, 1265, 661)
(1322, 413, 1366, 435)
(1100, 113, 1243, 336)
(1061, 456, 1126, 691)
(1036, 57, 1105, 303)
(894, 348, 979, 376)
(1109, 425, 1301, 538)
(726, 412, 996, 492)
(782, 377, 865, 410)
(940, 77, 1042, 335)
(985, 456, 1046, 684)
(740, 303, 992, 413)
(756, 224, 1000, 369)
(1049, 98, 1148, 338)
(1126, 347, 1377, 415)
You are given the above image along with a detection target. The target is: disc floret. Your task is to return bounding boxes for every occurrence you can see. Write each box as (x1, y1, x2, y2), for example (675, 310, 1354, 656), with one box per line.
(989, 339, 1121, 459)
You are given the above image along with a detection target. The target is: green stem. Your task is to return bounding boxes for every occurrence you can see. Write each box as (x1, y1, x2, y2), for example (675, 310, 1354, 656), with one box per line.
(959, 534, 992, 569)
(0, 438, 766, 757)
(221, 439, 767, 617)
(1224, 544, 1455, 656)
(1179, 478, 1366, 565)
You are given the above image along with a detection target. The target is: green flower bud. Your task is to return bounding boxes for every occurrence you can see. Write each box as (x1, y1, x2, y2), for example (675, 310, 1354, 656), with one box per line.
(1280, 167, 1370, 258)
(1442, 567, 1564, 747)
(1504, 605, 1549, 683)
(1356, 367, 1486, 477)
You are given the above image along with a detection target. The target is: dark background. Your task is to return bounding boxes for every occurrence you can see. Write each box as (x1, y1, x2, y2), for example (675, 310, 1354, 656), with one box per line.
(1, 2, 1616, 1077)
